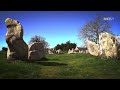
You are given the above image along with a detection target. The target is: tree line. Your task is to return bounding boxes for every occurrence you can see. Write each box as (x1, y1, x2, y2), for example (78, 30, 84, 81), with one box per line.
(54, 41, 76, 52)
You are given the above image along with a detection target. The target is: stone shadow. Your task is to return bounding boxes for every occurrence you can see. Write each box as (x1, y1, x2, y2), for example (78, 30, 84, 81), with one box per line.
(34, 61, 67, 66)
(24, 58, 67, 66)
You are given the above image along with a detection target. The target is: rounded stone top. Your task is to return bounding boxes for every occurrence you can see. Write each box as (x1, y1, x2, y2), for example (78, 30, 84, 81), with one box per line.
(5, 18, 20, 27)
(75, 47, 79, 51)
(5, 18, 12, 22)
(28, 42, 44, 51)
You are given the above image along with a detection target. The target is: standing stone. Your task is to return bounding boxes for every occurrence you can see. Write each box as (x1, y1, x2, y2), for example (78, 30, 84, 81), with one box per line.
(68, 49, 71, 54)
(74, 46, 79, 53)
(68, 48, 75, 54)
(86, 32, 120, 58)
(48, 49, 54, 54)
(56, 49, 63, 54)
(99, 32, 118, 58)
(5, 18, 28, 60)
(28, 42, 45, 60)
(85, 50, 89, 54)
(86, 40, 99, 56)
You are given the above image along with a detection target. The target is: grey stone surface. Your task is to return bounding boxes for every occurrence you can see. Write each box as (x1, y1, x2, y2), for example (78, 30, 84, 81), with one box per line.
(5, 18, 28, 60)
(28, 42, 45, 60)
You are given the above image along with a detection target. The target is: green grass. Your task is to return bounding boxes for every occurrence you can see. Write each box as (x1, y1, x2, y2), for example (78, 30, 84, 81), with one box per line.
(0, 51, 120, 79)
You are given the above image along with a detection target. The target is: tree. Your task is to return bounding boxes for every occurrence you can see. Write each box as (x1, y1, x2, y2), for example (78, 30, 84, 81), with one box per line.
(29, 35, 49, 49)
(54, 40, 77, 52)
(78, 16, 113, 44)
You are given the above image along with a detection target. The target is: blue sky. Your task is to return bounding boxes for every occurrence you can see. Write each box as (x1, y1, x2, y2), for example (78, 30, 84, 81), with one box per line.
(0, 11, 120, 50)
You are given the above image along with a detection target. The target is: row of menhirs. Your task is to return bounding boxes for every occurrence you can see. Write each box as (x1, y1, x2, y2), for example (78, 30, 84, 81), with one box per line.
(47, 46, 88, 54)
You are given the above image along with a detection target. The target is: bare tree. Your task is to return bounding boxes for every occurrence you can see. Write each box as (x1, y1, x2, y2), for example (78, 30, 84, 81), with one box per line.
(29, 35, 49, 49)
(78, 16, 113, 44)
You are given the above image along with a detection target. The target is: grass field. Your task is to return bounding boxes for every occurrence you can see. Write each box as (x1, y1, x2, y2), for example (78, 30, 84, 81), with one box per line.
(0, 51, 120, 79)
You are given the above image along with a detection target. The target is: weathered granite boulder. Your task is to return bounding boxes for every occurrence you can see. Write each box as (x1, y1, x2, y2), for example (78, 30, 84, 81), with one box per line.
(56, 49, 63, 54)
(86, 40, 99, 56)
(85, 50, 89, 54)
(68, 49, 71, 54)
(86, 32, 120, 58)
(74, 46, 79, 53)
(5, 18, 28, 60)
(28, 42, 45, 60)
(48, 49, 54, 54)
(68, 48, 75, 54)
(99, 32, 119, 58)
